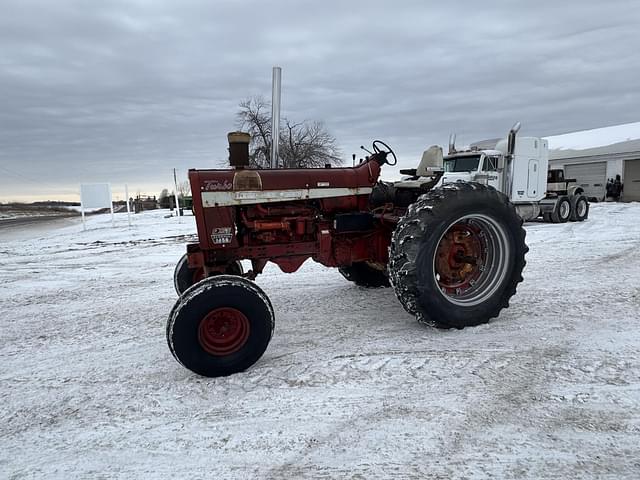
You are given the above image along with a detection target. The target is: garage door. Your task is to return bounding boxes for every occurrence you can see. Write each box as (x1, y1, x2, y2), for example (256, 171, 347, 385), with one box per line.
(565, 162, 607, 201)
(623, 159, 640, 202)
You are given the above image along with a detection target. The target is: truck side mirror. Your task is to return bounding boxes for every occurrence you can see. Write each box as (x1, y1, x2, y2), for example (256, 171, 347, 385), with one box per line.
(497, 156, 505, 169)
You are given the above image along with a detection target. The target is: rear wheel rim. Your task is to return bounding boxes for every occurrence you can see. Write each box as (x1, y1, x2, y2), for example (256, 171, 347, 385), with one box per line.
(433, 214, 511, 307)
(577, 199, 587, 217)
(198, 307, 250, 356)
(560, 201, 570, 219)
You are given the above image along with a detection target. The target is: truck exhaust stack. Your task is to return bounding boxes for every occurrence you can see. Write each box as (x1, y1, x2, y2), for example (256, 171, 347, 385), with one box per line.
(448, 133, 457, 155)
(507, 121, 521, 156)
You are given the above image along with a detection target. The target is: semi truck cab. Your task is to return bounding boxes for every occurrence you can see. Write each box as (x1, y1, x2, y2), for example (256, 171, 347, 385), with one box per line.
(427, 125, 588, 223)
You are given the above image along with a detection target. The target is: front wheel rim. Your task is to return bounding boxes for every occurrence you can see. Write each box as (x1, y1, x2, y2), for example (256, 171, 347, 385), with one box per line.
(433, 214, 512, 307)
(198, 307, 250, 356)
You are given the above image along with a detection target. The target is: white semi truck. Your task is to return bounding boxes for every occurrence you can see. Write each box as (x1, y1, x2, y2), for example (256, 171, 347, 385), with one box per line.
(404, 123, 589, 223)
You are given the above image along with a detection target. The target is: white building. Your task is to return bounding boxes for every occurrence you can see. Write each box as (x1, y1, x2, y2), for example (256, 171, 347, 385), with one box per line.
(544, 122, 640, 202)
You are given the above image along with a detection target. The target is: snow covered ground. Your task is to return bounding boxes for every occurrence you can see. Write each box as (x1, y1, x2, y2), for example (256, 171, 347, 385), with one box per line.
(1, 204, 639, 479)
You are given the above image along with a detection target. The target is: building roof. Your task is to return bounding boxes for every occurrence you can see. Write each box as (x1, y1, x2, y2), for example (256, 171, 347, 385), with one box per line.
(544, 122, 640, 160)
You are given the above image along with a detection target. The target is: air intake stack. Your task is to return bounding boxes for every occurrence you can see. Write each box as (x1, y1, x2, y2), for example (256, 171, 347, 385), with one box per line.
(228, 131, 251, 168)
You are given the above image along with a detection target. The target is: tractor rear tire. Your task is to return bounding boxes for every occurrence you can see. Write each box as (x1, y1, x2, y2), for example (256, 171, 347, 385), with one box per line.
(174, 253, 243, 296)
(570, 195, 589, 222)
(550, 196, 571, 223)
(388, 182, 527, 329)
(167, 275, 275, 377)
(339, 262, 390, 288)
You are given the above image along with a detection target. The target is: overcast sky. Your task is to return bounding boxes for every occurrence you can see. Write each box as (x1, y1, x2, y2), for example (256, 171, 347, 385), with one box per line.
(1, 0, 639, 201)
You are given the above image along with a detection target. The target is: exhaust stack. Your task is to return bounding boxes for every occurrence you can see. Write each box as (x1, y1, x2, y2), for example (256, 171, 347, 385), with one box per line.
(507, 122, 521, 156)
(448, 133, 457, 155)
(270, 66, 282, 169)
(502, 121, 522, 199)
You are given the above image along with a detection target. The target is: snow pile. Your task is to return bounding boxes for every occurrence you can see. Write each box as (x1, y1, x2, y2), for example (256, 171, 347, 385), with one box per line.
(1, 206, 640, 478)
(544, 121, 640, 151)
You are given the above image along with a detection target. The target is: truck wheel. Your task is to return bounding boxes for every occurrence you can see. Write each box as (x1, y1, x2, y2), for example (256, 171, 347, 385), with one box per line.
(167, 275, 275, 377)
(550, 197, 571, 223)
(570, 195, 589, 222)
(173, 253, 243, 296)
(388, 183, 527, 329)
(338, 262, 390, 288)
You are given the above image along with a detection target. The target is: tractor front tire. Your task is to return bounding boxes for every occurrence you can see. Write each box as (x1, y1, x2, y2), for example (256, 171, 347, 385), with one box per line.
(339, 262, 390, 288)
(167, 275, 274, 377)
(174, 253, 243, 296)
(389, 183, 527, 329)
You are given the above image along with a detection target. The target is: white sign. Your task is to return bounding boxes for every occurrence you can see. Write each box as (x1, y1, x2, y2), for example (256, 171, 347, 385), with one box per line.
(80, 183, 114, 229)
(80, 183, 112, 209)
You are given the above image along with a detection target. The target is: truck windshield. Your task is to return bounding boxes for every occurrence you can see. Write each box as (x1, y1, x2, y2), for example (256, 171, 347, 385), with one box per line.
(443, 155, 481, 172)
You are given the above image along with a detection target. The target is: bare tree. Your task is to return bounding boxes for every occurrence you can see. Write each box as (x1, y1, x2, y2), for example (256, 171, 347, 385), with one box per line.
(236, 96, 272, 168)
(281, 120, 342, 168)
(177, 180, 191, 198)
(236, 95, 342, 168)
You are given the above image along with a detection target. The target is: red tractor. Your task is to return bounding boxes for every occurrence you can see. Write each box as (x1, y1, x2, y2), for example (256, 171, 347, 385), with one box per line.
(167, 132, 527, 377)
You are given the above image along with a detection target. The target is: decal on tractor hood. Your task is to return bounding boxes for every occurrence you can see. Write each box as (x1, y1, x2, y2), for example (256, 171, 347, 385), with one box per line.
(203, 179, 233, 191)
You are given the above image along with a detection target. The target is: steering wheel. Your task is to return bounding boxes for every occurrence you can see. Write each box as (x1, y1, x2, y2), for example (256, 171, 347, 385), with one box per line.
(372, 140, 398, 166)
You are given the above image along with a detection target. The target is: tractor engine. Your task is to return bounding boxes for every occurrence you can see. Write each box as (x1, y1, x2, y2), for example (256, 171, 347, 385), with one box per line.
(242, 203, 317, 246)
(186, 133, 393, 278)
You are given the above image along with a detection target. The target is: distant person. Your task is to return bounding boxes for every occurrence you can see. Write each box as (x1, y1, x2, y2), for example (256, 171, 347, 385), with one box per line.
(606, 178, 614, 200)
(612, 175, 623, 202)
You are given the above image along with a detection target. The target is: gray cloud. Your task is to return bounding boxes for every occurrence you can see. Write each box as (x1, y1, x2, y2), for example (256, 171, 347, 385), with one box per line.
(1, 0, 639, 200)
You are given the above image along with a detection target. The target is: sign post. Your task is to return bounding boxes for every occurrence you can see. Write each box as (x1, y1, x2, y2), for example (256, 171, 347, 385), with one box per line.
(80, 197, 86, 230)
(125, 184, 132, 227)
